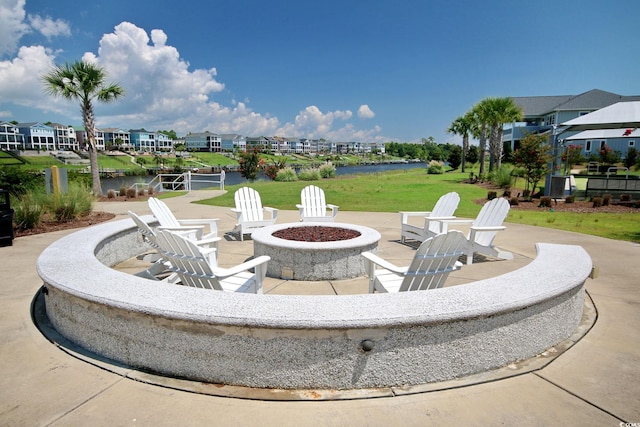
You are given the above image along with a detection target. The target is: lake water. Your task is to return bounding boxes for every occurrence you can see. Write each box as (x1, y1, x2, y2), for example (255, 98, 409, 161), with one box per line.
(101, 162, 426, 193)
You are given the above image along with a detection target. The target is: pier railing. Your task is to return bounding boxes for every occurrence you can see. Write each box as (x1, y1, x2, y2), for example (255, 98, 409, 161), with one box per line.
(131, 170, 225, 193)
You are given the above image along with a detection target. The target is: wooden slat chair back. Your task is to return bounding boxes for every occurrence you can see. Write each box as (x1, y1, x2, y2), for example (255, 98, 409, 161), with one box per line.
(155, 229, 270, 293)
(362, 230, 467, 293)
(400, 192, 460, 243)
(469, 197, 511, 249)
(234, 187, 265, 222)
(231, 187, 279, 240)
(297, 185, 339, 221)
(148, 197, 218, 240)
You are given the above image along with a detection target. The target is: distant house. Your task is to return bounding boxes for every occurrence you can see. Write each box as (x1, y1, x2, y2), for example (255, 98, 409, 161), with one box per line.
(129, 129, 157, 152)
(49, 123, 78, 151)
(184, 132, 221, 152)
(102, 128, 131, 149)
(503, 89, 640, 157)
(220, 134, 246, 152)
(0, 122, 25, 151)
(17, 122, 56, 151)
(75, 127, 105, 151)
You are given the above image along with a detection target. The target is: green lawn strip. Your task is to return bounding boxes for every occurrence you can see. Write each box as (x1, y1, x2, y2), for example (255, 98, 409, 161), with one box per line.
(195, 168, 639, 243)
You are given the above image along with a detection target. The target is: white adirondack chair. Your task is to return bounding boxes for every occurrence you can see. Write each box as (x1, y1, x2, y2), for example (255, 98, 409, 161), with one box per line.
(128, 210, 220, 281)
(400, 192, 460, 243)
(438, 197, 512, 265)
(361, 230, 467, 293)
(296, 185, 339, 222)
(148, 197, 218, 240)
(155, 229, 270, 293)
(231, 187, 278, 241)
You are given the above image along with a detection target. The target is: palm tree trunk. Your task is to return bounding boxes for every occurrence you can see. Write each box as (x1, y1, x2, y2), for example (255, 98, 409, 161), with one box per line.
(461, 134, 468, 173)
(82, 101, 102, 195)
(478, 127, 487, 177)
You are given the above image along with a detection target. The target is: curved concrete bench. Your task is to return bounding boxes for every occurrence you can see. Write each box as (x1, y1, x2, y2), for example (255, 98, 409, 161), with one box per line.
(37, 217, 592, 390)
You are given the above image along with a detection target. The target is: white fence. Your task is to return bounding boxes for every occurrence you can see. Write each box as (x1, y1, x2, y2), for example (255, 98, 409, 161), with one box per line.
(131, 170, 225, 193)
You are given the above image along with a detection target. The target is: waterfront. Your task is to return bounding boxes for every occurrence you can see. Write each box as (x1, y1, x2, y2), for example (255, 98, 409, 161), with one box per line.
(101, 161, 426, 193)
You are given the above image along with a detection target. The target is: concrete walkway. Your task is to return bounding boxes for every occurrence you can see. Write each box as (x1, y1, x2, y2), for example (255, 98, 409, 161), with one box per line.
(1, 190, 639, 426)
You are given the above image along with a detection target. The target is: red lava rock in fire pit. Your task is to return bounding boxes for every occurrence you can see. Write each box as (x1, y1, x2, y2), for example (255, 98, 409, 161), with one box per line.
(272, 226, 361, 242)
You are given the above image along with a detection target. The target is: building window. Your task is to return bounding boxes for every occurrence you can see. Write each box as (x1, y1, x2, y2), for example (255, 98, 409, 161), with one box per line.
(629, 140, 635, 147)
(585, 140, 591, 152)
(579, 111, 590, 116)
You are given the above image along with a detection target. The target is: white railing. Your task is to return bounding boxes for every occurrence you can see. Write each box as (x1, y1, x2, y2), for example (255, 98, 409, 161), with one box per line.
(131, 170, 225, 193)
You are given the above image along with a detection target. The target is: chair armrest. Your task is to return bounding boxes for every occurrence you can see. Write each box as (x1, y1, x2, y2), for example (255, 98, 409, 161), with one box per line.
(177, 218, 219, 226)
(400, 211, 433, 223)
(264, 207, 278, 220)
(425, 215, 456, 221)
(435, 218, 473, 233)
(158, 225, 205, 232)
(214, 255, 271, 279)
(470, 226, 506, 232)
(327, 204, 339, 209)
(361, 251, 406, 274)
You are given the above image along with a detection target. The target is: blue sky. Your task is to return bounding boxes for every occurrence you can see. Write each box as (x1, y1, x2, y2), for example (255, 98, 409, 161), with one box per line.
(1, 0, 639, 144)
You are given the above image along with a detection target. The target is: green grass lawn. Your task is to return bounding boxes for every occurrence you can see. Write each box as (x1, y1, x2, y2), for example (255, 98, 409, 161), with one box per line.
(196, 168, 640, 243)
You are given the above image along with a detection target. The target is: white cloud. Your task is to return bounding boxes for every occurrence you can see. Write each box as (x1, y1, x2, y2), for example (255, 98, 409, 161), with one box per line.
(358, 104, 375, 119)
(0, 0, 30, 57)
(0, 15, 385, 142)
(0, 45, 56, 106)
(28, 14, 70, 39)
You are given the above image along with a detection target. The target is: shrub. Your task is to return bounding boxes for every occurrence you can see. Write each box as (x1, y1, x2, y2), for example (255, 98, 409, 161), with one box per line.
(0, 166, 44, 197)
(592, 197, 603, 208)
(275, 167, 298, 182)
(490, 165, 513, 189)
(119, 186, 128, 197)
(620, 193, 632, 202)
(565, 195, 575, 204)
(48, 183, 95, 222)
(487, 191, 497, 200)
(126, 188, 137, 198)
(602, 194, 611, 206)
(12, 190, 45, 230)
(426, 160, 444, 174)
(539, 196, 552, 208)
(107, 189, 116, 199)
(319, 162, 336, 178)
(509, 197, 519, 206)
(298, 168, 321, 181)
(147, 185, 154, 195)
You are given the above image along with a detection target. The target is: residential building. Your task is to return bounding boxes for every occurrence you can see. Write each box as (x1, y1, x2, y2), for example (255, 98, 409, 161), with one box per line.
(75, 127, 106, 150)
(50, 123, 79, 151)
(565, 128, 638, 160)
(504, 89, 640, 158)
(246, 136, 269, 150)
(184, 132, 221, 152)
(17, 122, 56, 151)
(129, 129, 157, 152)
(0, 122, 25, 151)
(102, 128, 131, 149)
(220, 134, 246, 152)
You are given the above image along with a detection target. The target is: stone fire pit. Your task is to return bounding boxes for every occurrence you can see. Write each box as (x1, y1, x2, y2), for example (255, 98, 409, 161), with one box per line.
(252, 222, 381, 280)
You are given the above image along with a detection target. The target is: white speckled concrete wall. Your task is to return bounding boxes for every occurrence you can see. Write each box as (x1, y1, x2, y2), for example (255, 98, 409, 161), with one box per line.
(38, 218, 591, 389)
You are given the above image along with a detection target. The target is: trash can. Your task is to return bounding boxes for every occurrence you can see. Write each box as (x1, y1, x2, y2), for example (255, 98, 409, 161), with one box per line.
(0, 190, 14, 247)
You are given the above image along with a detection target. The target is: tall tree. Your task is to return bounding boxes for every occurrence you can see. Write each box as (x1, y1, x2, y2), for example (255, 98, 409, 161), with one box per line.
(447, 113, 473, 172)
(42, 60, 125, 195)
(469, 101, 490, 177)
(484, 97, 522, 171)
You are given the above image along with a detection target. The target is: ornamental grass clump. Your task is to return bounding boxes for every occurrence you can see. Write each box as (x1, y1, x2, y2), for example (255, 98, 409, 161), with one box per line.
(298, 168, 321, 181)
(275, 167, 298, 182)
(565, 195, 575, 204)
(12, 190, 45, 230)
(48, 183, 95, 222)
(427, 160, 444, 174)
(602, 194, 611, 206)
(319, 162, 336, 178)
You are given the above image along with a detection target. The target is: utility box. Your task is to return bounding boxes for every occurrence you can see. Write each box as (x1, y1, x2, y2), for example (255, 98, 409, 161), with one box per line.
(0, 190, 14, 247)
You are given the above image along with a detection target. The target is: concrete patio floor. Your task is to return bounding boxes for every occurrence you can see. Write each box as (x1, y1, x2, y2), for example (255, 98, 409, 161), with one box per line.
(1, 190, 638, 426)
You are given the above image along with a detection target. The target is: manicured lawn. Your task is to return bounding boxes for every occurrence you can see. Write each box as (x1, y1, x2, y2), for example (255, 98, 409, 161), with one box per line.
(196, 168, 640, 243)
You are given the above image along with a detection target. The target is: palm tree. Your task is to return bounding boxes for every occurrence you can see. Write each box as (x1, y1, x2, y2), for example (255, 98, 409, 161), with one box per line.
(447, 113, 473, 172)
(42, 60, 125, 195)
(483, 97, 523, 171)
(469, 101, 490, 177)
